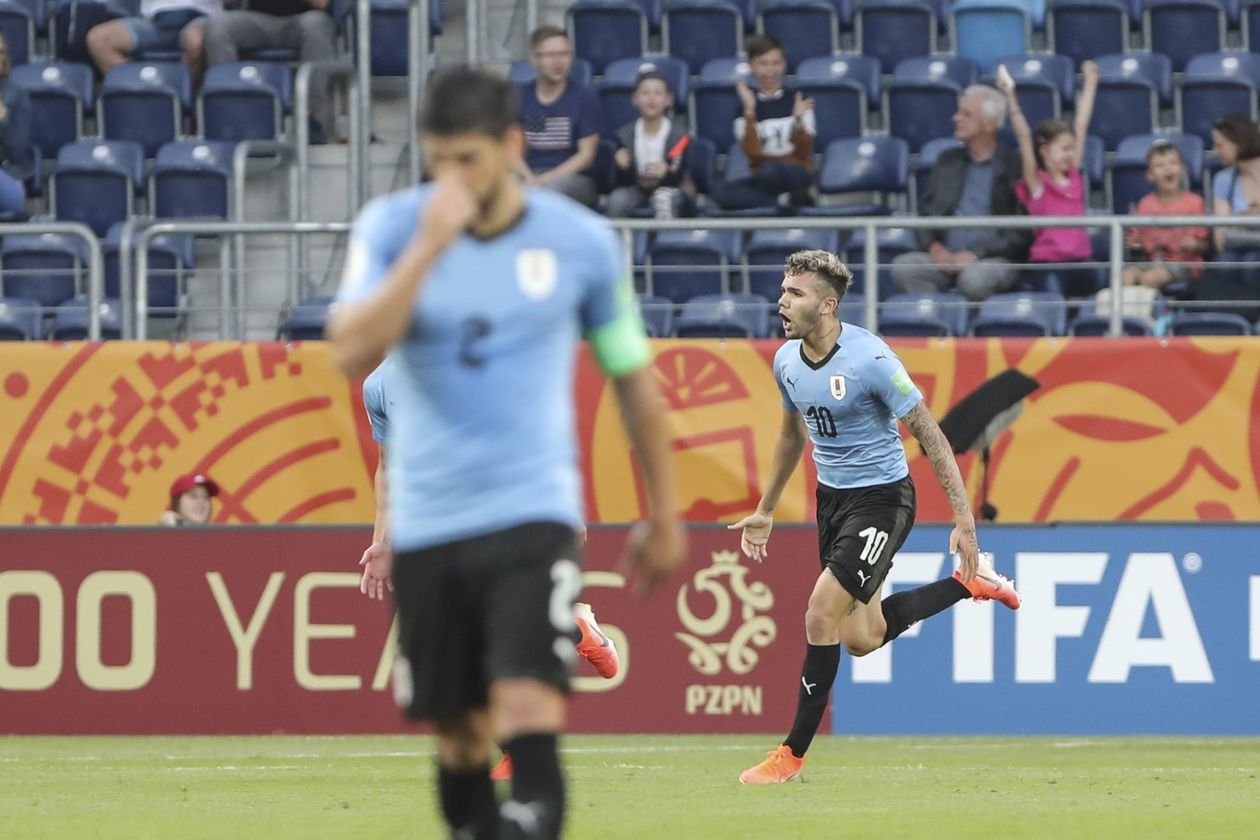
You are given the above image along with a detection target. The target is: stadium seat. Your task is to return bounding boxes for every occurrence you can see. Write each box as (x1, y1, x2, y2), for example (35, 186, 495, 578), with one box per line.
(673, 293, 770, 337)
(950, 0, 1030, 74)
(507, 58, 594, 86)
(1169, 312, 1253, 335)
(1069, 314, 1154, 335)
(47, 296, 124, 340)
(688, 57, 749, 146)
(1178, 52, 1260, 146)
(794, 55, 875, 145)
(1246, 0, 1260, 53)
(1144, 0, 1226, 73)
(743, 228, 842, 300)
(151, 140, 236, 219)
(0, 1, 33, 66)
(880, 291, 970, 336)
(1108, 132, 1204, 214)
(687, 136, 718, 197)
(598, 55, 690, 137)
(1090, 64, 1162, 151)
(0, 296, 41, 340)
(842, 226, 917, 299)
(567, 0, 649, 75)
(1047, 0, 1128, 69)
(1096, 51, 1173, 107)
(885, 77, 962, 153)
(8, 61, 93, 161)
(10, 0, 45, 35)
(367, 0, 442, 77)
(637, 294, 676, 337)
(913, 137, 963, 211)
(52, 140, 145, 237)
(796, 53, 881, 105)
(1081, 134, 1105, 197)
(800, 136, 910, 216)
(970, 291, 1068, 336)
(98, 62, 191, 158)
(856, 0, 936, 74)
(199, 62, 293, 143)
(663, 0, 744, 74)
(894, 55, 980, 89)
(102, 222, 192, 318)
(757, 0, 839, 72)
(647, 229, 742, 302)
(1, 233, 87, 308)
(277, 295, 333, 340)
(834, 291, 869, 328)
(996, 52, 1074, 104)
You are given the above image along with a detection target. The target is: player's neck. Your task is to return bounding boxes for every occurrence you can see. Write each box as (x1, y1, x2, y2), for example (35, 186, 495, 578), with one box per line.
(470, 177, 526, 240)
(801, 319, 841, 361)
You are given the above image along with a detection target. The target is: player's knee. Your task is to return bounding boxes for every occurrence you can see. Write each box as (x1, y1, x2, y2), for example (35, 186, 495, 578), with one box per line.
(435, 715, 492, 768)
(803, 605, 841, 644)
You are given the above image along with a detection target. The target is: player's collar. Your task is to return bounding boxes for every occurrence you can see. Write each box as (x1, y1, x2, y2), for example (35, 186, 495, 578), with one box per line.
(798, 340, 841, 371)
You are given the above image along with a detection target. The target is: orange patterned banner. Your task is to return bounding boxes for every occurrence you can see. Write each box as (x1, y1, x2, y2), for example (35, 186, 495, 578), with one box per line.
(1, 339, 1257, 525)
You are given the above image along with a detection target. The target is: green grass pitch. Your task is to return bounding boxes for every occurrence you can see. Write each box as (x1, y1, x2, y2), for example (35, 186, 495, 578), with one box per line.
(3, 735, 1258, 838)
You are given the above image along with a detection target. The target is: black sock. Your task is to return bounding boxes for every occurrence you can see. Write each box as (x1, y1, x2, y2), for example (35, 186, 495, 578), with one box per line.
(881, 578, 970, 645)
(438, 763, 497, 839)
(783, 643, 841, 758)
(499, 732, 564, 840)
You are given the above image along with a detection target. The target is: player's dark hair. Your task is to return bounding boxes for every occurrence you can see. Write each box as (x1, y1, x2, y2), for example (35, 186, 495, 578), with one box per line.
(529, 25, 568, 49)
(746, 34, 784, 61)
(784, 250, 853, 302)
(420, 66, 519, 138)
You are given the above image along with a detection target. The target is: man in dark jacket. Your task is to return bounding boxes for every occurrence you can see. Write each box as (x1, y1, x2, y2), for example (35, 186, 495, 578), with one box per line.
(893, 85, 1031, 301)
(608, 71, 695, 218)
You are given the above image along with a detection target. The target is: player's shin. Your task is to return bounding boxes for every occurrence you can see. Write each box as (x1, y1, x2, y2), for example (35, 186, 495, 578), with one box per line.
(783, 643, 842, 758)
(499, 733, 565, 840)
(438, 763, 499, 839)
(879, 578, 969, 645)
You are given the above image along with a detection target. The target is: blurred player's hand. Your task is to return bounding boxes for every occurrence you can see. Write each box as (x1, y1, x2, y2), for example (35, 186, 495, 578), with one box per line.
(577, 524, 588, 547)
(620, 519, 686, 595)
(728, 511, 773, 563)
(950, 512, 980, 582)
(359, 541, 394, 600)
(418, 174, 477, 252)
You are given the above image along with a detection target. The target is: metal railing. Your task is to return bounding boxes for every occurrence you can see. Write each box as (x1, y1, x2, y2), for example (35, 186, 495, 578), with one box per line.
(0, 222, 103, 339)
(295, 58, 364, 221)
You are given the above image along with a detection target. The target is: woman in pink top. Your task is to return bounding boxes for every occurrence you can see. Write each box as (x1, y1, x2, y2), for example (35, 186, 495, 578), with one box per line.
(997, 62, 1100, 270)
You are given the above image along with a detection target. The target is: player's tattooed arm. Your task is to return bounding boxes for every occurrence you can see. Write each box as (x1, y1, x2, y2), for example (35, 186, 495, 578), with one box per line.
(900, 402, 981, 580)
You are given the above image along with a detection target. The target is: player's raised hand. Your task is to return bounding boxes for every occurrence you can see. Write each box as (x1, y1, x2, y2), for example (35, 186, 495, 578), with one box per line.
(359, 541, 394, 600)
(619, 519, 686, 595)
(728, 511, 773, 563)
(418, 174, 477, 253)
(950, 511, 980, 582)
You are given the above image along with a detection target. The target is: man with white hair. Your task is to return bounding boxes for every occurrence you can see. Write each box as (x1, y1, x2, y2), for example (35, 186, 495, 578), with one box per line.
(892, 84, 1031, 302)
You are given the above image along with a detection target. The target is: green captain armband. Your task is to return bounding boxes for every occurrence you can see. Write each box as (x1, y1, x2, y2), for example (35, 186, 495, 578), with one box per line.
(588, 277, 651, 377)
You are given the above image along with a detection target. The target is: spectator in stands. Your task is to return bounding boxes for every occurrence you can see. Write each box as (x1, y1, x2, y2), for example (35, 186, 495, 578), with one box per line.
(1207, 112, 1260, 314)
(518, 25, 601, 208)
(1123, 143, 1208, 290)
(0, 33, 32, 218)
(712, 34, 816, 210)
(892, 85, 1030, 301)
(159, 473, 219, 526)
(201, 0, 337, 142)
(999, 60, 1099, 291)
(86, 0, 221, 81)
(608, 71, 695, 219)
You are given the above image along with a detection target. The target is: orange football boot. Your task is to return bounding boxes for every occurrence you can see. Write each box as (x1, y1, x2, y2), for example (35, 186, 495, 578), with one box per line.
(739, 745, 805, 784)
(953, 553, 1021, 609)
(574, 603, 619, 679)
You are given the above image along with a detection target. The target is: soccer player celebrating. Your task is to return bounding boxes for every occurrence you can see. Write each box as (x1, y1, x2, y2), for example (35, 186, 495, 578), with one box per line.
(730, 250, 1019, 785)
(329, 67, 685, 839)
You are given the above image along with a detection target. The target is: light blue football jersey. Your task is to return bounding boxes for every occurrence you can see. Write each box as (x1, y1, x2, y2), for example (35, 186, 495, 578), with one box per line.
(338, 186, 637, 552)
(362, 356, 391, 445)
(774, 323, 923, 489)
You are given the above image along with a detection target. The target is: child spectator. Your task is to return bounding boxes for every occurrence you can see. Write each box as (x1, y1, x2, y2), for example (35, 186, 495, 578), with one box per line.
(160, 473, 219, 525)
(607, 71, 695, 219)
(997, 60, 1099, 284)
(1123, 143, 1208, 289)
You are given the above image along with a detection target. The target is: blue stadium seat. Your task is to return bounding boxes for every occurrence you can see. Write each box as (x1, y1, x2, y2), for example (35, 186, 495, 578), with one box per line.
(567, 0, 649, 75)
(834, 291, 869, 329)
(1169, 312, 1253, 335)
(367, 0, 442, 76)
(951, 0, 1030, 74)
(151, 140, 236, 219)
(1096, 51, 1173, 107)
(52, 140, 144, 237)
(673, 293, 770, 337)
(637, 294, 675, 337)
(880, 291, 970, 336)
(687, 58, 749, 146)
(757, 0, 838, 72)
(1, 233, 87, 307)
(856, 0, 936, 74)
(996, 52, 1074, 103)
(663, 0, 744, 74)
(686, 136, 717, 198)
(99, 62, 191, 158)
(8, 61, 93, 160)
(0, 296, 41, 340)
(842, 226, 917, 299)
(47, 296, 123, 340)
(970, 291, 1068, 336)
(1047, 0, 1128, 69)
(893, 55, 980, 88)
(885, 77, 962, 153)
(10, 0, 45, 35)
(598, 55, 689, 136)
(1082, 134, 1105, 197)
(1144, 0, 1226, 73)
(743, 228, 842, 300)
(277, 295, 333, 340)
(102, 222, 191, 317)
(1090, 72, 1160, 151)
(794, 79, 864, 147)
(647, 229, 742, 302)
(199, 61, 292, 143)
(1178, 52, 1260, 146)
(796, 53, 881, 105)
(1069, 314, 1154, 335)
(0, 1, 33, 66)
(508, 58, 593, 86)
(913, 136, 963, 209)
(1246, 0, 1260, 53)
(801, 136, 910, 216)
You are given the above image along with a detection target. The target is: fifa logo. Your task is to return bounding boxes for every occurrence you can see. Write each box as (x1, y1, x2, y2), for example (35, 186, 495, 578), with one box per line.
(675, 550, 776, 676)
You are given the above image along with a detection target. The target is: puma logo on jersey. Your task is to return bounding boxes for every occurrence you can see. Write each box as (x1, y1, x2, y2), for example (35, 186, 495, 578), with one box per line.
(783, 374, 798, 391)
(874, 353, 888, 362)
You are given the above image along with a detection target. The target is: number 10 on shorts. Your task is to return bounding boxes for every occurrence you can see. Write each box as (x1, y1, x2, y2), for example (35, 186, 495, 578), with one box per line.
(858, 526, 889, 565)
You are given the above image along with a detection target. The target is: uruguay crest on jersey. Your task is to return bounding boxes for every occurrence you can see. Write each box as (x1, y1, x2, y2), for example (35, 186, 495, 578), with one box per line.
(830, 374, 846, 401)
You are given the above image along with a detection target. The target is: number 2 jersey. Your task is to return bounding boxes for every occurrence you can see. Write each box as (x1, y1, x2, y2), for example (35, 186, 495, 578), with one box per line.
(338, 185, 648, 552)
(774, 323, 923, 490)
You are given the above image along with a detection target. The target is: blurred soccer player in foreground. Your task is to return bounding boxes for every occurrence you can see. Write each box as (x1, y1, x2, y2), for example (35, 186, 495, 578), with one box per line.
(329, 66, 685, 839)
(730, 250, 1020, 785)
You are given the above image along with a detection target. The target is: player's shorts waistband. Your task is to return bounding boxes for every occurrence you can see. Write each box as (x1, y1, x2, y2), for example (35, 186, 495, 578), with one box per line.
(816, 473, 914, 497)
